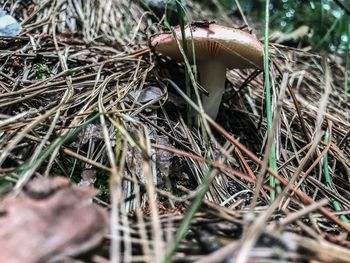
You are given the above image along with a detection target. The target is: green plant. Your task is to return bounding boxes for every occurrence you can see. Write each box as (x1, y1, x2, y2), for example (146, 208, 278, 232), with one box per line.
(213, 0, 349, 53)
(35, 63, 51, 80)
(323, 130, 349, 224)
(264, 0, 280, 201)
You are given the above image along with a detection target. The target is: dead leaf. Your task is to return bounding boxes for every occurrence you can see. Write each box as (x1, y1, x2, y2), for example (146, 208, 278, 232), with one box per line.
(0, 176, 108, 263)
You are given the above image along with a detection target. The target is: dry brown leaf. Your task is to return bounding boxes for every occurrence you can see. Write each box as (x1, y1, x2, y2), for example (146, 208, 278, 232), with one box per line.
(0, 176, 108, 263)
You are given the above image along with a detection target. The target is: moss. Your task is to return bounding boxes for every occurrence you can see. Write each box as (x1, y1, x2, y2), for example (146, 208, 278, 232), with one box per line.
(35, 63, 51, 80)
(50, 156, 111, 201)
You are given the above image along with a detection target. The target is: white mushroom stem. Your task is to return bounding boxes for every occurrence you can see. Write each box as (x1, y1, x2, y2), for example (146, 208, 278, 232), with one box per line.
(198, 60, 227, 119)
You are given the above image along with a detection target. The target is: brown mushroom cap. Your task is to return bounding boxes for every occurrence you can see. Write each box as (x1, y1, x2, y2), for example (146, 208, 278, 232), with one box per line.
(151, 23, 264, 69)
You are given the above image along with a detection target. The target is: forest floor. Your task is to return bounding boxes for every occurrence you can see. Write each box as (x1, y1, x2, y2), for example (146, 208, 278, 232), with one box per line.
(1, 1, 350, 262)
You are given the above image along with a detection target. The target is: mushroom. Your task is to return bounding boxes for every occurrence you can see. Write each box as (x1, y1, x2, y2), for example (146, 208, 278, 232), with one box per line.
(151, 22, 264, 120)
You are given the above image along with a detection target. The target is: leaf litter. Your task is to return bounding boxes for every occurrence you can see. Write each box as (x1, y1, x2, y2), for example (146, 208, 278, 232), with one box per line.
(0, 0, 350, 262)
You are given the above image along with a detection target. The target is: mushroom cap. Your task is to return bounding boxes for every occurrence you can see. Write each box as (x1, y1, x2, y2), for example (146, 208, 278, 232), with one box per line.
(151, 23, 264, 69)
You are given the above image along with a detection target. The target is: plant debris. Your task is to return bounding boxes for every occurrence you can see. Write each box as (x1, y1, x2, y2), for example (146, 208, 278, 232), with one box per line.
(0, 0, 350, 262)
(0, 176, 108, 263)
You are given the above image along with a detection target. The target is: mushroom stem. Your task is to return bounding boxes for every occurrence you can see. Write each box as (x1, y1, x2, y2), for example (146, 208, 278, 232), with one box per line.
(198, 60, 227, 119)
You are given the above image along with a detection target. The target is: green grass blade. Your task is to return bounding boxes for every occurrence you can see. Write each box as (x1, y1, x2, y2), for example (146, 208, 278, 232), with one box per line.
(15, 113, 100, 178)
(323, 130, 350, 224)
(344, 22, 350, 102)
(162, 168, 215, 263)
(264, 0, 280, 200)
(175, 0, 192, 127)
